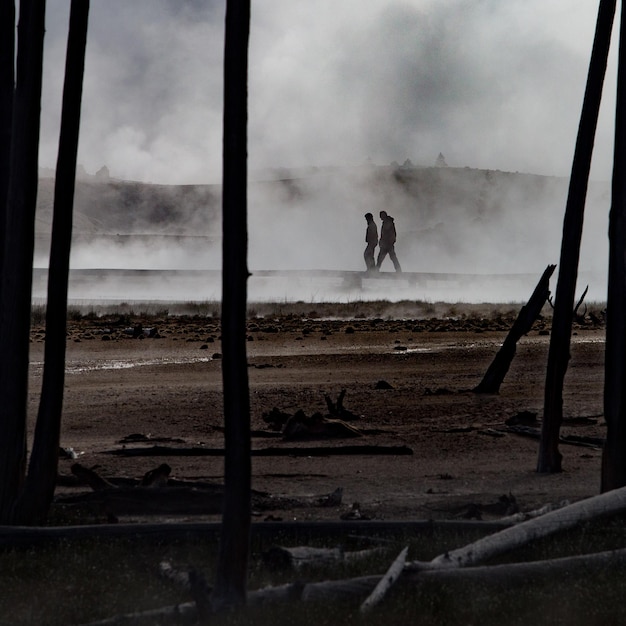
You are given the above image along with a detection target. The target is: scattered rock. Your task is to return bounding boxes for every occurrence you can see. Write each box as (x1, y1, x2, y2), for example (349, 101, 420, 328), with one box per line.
(375, 380, 394, 389)
(505, 411, 539, 426)
(424, 387, 454, 395)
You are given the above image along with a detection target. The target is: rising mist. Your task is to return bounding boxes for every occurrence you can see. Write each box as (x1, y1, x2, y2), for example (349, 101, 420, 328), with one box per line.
(34, 164, 610, 303)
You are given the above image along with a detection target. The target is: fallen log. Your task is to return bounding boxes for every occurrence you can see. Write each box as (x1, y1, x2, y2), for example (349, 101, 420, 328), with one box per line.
(105, 444, 414, 457)
(78, 602, 198, 625)
(503, 424, 605, 448)
(420, 484, 626, 570)
(55, 486, 226, 515)
(473, 264, 556, 394)
(360, 546, 408, 613)
(53, 486, 344, 516)
(80, 547, 626, 624)
(282, 413, 362, 440)
(257, 545, 626, 603)
(71, 463, 174, 491)
(71, 463, 115, 491)
(499, 499, 571, 524)
(262, 544, 386, 571)
(140, 463, 171, 487)
(0, 519, 510, 550)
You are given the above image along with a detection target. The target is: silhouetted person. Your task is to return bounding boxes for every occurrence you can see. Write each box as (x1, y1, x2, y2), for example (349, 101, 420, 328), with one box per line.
(363, 212, 378, 271)
(376, 210, 402, 272)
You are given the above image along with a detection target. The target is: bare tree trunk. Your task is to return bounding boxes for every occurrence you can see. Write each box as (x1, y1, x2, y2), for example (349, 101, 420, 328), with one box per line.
(15, 0, 90, 524)
(212, 0, 251, 611)
(603, 4, 626, 492)
(0, 0, 46, 523)
(0, 0, 15, 281)
(539, 0, 616, 475)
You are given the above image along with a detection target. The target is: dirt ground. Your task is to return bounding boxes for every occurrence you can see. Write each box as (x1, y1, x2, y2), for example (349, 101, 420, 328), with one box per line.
(27, 308, 608, 524)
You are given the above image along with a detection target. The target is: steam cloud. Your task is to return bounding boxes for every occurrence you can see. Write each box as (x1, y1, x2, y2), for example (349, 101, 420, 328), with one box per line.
(33, 1, 619, 303)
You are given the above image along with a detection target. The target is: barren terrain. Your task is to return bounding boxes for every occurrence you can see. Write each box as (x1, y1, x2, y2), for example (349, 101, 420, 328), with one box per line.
(29, 306, 607, 524)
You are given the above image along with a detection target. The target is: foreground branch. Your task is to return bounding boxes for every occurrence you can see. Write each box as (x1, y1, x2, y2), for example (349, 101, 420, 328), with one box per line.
(423, 484, 626, 569)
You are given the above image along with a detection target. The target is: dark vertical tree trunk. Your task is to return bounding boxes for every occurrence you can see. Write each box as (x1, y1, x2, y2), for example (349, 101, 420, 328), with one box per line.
(603, 3, 626, 492)
(538, 0, 616, 474)
(16, 0, 90, 524)
(0, 0, 46, 523)
(212, 0, 251, 611)
(0, 0, 15, 282)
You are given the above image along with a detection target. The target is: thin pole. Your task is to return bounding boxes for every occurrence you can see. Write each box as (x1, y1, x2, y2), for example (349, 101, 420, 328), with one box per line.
(538, 0, 616, 473)
(213, 0, 252, 610)
(603, 0, 626, 491)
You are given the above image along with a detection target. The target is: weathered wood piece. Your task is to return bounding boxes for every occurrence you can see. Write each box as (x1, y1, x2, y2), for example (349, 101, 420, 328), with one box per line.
(499, 499, 570, 524)
(422, 484, 626, 569)
(282, 413, 362, 440)
(55, 486, 225, 516)
(80, 547, 626, 624)
(140, 463, 171, 487)
(106, 444, 413, 457)
(262, 545, 386, 571)
(71, 463, 115, 490)
(77, 602, 198, 625)
(0, 519, 510, 550)
(504, 425, 605, 448)
(473, 264, 556, 394)
(360, 546, 408, 613)
(53, 485, 344, 516)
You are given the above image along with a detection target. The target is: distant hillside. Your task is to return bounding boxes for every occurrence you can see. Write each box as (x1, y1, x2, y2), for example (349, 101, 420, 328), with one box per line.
(35, 176, 222, 238)
(34, 165, 610, 278)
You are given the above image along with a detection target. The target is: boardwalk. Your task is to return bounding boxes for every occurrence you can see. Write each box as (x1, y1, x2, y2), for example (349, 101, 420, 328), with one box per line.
(31, 268, 605, 303)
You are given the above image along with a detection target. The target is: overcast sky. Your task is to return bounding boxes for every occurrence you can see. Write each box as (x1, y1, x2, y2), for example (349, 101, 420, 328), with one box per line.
(35, 0, 620, 185)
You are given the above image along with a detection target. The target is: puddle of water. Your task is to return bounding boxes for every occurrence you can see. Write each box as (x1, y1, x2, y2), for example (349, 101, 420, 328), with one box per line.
(31, 355, 212, 374)
(392, 347, 433, 354)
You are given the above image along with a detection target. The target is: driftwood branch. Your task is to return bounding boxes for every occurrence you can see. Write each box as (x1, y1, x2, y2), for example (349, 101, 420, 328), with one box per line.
(360, 546, 408, 613)
(473, 264, 556, 394)
(421, 484, 626, 569)
(573, 285, 589, 320)
(82, 547, 626, 624)
(105, 444, 413, 457)
(54, 485, 344, 517)
(504, 424, 604, 448)
(71, 463, 115, 490)
(262, 544, 386, 571)
(78, 601, 198, 625)
(49, 487, 626, 622)
(0, 519, 509, 549)
(498, 499, 571, 524)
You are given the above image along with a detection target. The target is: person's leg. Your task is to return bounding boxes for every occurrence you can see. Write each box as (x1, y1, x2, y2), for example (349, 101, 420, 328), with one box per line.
(376, 247, 388, 269)
(389, 247, 402, 272)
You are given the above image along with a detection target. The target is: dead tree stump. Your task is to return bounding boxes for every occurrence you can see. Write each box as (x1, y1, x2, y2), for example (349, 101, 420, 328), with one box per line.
(473, 264, 556, 394)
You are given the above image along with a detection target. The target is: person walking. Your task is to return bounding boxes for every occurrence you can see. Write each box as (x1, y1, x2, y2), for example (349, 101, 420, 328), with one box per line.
(363, 212, 378, 271)
(376, 210, 402, 272)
